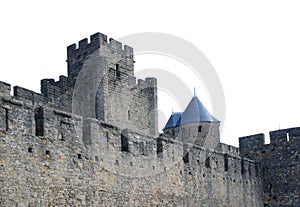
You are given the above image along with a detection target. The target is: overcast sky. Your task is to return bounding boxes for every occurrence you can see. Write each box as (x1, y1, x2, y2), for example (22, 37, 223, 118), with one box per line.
(1, 0, 300, 146)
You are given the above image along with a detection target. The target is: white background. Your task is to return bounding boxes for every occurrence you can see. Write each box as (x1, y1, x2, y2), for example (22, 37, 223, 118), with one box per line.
(1, 0, 300, 146)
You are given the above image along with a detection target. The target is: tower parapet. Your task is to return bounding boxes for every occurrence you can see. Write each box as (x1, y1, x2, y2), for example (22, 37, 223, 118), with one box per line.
(0, 81, 11, 97)
(66, 33, 134, 88)
(239, 133, 265, 159)
(239, 127, 300, 206)
(269, 127, 300, 144)
(67, 33, 133, 58)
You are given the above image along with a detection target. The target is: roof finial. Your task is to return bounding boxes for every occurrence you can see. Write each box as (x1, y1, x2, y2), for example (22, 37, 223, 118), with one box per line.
(194, 87, 196, 97)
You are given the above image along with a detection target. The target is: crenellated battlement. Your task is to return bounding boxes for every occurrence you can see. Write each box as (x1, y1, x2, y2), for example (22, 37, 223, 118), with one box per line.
(269, 127, 300, 143)
(239, 127, 300, 152)
(0, 81, 11, 97)
(67, 32, 133, 59)
(239, 127, 300, 206)
(137, 78, 157, 89)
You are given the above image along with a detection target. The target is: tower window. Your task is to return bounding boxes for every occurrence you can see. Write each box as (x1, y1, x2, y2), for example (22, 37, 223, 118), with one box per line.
(106, 131, 109, 142)
(128, 110, 130, 121)
(121, 134, 129, 152)
(224, 154, 228, 171)
(198, 126, 202, 132)
(205, 157, 211, 168)
(183, 153, 189, 164)
(116, 64, 120, 79)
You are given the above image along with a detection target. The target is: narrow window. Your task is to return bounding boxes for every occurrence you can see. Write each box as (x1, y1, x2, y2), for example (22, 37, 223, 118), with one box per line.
(198, 125, 202, 132)
(241, 158, 245, 175)
(157, 138, 163, 158)
(5, 109, 9, 131)
(255, 162, 259, 176)
(224, 154, 228, 171)
(183, 153, 189, 164)
(140, 142, 145, 155)
(287, 132, 290, 141)
(35, 107, 44, 136)
(128, 110, 130, 121)
(106, 132, 109, 142)
(78, 154, 82, 159)
(46, 150, 50, 155)
(121, 134, 129, 152)
(205, 157, 211, 168)
(28, 147, 33, 153)
(116, 64, 120, 79)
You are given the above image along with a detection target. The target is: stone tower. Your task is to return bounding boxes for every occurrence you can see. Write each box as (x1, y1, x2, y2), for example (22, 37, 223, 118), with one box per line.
(43, 32, 158, 136)
(164, 95, 220, 149)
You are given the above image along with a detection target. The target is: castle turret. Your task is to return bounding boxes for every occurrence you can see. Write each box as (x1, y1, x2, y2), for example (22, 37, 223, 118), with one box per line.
(163, 95, 220, 149)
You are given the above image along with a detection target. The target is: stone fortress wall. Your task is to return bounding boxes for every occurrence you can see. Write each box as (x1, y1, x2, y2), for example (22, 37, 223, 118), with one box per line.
(240, 128, 300, 206)
(0, 32, 299, 207)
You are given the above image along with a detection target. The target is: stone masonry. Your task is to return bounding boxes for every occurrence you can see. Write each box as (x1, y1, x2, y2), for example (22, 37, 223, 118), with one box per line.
(0, 32, 299, 206)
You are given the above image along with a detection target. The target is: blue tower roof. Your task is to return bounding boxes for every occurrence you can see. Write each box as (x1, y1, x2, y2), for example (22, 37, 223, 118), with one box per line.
(164, 112, 182, 129)
(164, 96, 219, 129)
(180, 96, 219, 124)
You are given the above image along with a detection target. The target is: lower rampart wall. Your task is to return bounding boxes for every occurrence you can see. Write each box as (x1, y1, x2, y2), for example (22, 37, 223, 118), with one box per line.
(0, 95, 263, 206)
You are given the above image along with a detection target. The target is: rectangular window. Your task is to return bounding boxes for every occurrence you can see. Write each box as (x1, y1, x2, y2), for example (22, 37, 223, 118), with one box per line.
(106, 131, 109, 142)
(157, 138, 163, 158)
(5, 109, 8, 131)
(241, 158, 245, 175)
(116, 64, 120, 79)
(224, 154, 228, 171)
(121, 134, 129, 152)
(35, 107, 44, 136)
(183, 153, 189, 164)
(198, 125, 202, 132)
(205, 157, 211, 168)
(140, 142, 145, 155)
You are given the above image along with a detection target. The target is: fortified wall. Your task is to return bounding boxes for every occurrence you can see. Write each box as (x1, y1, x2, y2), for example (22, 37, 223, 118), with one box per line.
(0, 32, 299, 207)
(240, 128, 300, 206)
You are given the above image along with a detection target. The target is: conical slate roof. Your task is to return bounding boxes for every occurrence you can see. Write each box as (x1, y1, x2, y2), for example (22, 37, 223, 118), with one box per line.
(164, 96, 219, 129)
(164, 112, 182, 129)
(180, 96, 219, 124)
